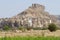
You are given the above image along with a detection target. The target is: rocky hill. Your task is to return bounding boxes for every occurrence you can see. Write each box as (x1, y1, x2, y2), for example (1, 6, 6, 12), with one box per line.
(56, 15, 60, 20)
(0, 4, 59, 30)
(13, 4, 57, 27)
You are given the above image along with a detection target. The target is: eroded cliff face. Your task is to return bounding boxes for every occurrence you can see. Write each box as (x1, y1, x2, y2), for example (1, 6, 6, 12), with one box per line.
(0, 4, 59, 29)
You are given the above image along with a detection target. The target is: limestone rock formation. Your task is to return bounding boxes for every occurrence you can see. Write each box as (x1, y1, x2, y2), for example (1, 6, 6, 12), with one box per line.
(0, 4, 59, 30)
(12, 4, 57, 27)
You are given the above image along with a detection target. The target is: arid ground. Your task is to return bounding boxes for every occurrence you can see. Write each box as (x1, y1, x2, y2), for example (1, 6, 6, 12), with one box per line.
(0, 30, 60, 37)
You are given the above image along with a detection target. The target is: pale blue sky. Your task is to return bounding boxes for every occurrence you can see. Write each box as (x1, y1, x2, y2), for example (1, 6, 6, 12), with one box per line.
(0, 0, 60, 18)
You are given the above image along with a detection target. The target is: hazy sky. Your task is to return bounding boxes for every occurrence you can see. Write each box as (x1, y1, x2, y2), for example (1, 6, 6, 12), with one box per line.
(0, 0, 60, 18)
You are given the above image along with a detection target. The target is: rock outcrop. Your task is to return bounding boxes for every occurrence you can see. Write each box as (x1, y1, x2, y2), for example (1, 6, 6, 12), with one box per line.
(0, 4, 59, 30)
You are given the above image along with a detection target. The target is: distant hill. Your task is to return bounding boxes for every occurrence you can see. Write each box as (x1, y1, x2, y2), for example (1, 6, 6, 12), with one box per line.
(56, 15, 60, 20)
(12, 4, 58, 27)
(0, 4, 59, 30)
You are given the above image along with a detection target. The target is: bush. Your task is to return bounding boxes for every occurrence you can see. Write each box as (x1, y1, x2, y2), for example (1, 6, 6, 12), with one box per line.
(3, 25, 10, 31)
(26, 26, 32, 30)
(42, 27, 48, 30)
(48, 23, 57, 32)
(32, 27, 41, 30)
(18, 26, 26, 32)
(32, 27, 47, 30)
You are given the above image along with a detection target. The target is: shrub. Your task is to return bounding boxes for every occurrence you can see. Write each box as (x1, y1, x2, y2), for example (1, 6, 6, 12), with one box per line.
(32, 27, 41, 30)
(18, 26, 26, 32)
(48, 23, 57, 32)
(18, 26, 24, 30)
(41, 27, 48, 30)
(26, 26, 32, 30)
(3, 25, 10, 31)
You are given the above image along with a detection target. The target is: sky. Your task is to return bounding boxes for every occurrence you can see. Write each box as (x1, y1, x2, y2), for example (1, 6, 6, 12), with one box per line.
(0, 0, 60, 18)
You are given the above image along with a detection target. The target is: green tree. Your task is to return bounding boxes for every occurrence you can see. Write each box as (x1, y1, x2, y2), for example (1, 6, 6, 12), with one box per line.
(48, 23, 57, 32)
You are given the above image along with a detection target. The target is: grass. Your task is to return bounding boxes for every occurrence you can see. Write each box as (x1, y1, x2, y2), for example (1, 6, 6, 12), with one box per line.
(0, 36, 60, 40)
